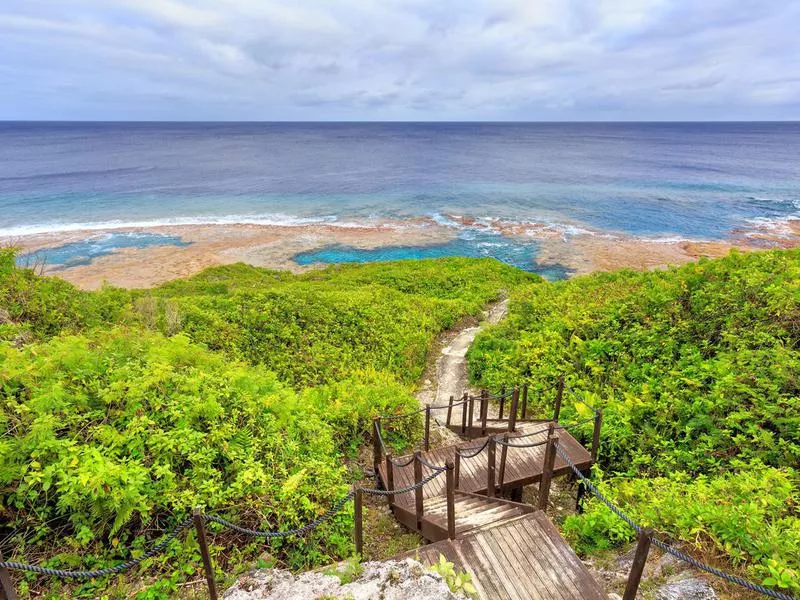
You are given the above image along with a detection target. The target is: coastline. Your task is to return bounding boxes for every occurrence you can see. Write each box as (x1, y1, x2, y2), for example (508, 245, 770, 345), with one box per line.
(4, 216, 800, 290)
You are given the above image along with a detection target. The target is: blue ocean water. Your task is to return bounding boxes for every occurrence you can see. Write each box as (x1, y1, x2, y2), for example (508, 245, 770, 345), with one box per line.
(1, 122, 799, 273)
(17, 232, 191, 269)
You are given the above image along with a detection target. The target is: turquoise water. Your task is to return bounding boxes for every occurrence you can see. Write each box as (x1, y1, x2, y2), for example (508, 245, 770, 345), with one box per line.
(3, 122, 800, 275)
(294, 230, 570, 279)
(16, 233, 191, 269)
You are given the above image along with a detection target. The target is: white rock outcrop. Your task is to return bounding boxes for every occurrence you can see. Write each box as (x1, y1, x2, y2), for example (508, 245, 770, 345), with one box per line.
(224, 558, 465, 600)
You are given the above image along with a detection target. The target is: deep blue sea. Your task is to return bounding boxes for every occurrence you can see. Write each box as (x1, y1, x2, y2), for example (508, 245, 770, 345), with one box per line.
(2, 122, 799, 273)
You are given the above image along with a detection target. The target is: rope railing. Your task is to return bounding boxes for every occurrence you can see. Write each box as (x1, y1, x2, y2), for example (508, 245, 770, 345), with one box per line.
(554, 444, 798, 600)
(0, 466, 449, 598)
(565, 384, 600, 415)
(455, 437, 491, 458)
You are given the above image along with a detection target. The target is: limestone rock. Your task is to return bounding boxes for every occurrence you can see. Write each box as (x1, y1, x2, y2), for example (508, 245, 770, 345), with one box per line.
(655, 578, 717, 600)
(224, 558, 465, 600)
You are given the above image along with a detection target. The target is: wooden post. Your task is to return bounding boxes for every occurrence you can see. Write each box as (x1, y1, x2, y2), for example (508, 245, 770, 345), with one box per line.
(480, 390, 488, 436)
(591, 408, 603, 462)
(487, 436, 496, 498)
(498, 385, 505, 420)
(521, 383, 529, 419)
(554, 377, 564, 422)
(538, 434, 559, 511)
(385, 454, 395, 510)
(508, 387, 519, 432)
(461, 393, 468, 434)
(354, 486, 364, 557)
(445, 459, 456, 540)
(623, 528, 653, 600)
(498, 433, 509, 495)
(467, 395, 475, 434)
(424, 404, 431, 452)
(446, 395, 454, 427)
(193, 508, 219, 600)
(454, 453, 461, 490)
(0, 549, 17, 600)
(413, 452, 424, 529)
(372, 417, 382, 474)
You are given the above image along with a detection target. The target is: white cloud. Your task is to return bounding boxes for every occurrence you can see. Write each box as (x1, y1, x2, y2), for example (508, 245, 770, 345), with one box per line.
(0, 0, 798, 120)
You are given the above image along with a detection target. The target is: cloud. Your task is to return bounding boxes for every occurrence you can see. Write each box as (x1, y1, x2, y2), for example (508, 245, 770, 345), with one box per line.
(0, 0, 798, 120)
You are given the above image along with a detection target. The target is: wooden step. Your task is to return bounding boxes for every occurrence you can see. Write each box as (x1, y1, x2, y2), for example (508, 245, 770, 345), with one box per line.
(420, 491, 535, 542)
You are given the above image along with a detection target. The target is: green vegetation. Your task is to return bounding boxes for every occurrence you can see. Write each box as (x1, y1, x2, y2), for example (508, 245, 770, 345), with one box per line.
(468, 249, 800, 592)
(0, 252, 532, 598)
(429, 553, 477, 598)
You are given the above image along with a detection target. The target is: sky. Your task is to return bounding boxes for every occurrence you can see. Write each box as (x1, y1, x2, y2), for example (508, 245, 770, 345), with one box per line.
(1, 0, 799, 121)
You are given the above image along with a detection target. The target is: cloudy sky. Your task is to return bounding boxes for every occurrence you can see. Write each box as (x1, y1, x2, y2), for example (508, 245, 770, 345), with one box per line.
(1, 0, 799, 121)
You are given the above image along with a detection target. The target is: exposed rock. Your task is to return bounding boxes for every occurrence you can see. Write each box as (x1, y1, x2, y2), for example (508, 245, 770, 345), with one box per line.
(655, 577, 717, 600)
(224, 558, 465, 600)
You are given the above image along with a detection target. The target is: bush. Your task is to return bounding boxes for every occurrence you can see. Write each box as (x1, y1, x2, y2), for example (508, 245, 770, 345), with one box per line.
(468, 249, 800, 590)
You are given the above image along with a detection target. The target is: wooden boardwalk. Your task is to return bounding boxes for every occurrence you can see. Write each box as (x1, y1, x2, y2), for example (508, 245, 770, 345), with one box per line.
(403, 511, 607, 600)
(378, 421, 593, 512)
(374, 406, 605, 599)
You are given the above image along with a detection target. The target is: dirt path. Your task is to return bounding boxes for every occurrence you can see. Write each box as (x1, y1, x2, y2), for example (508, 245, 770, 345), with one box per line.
(416, 298, 509, 443)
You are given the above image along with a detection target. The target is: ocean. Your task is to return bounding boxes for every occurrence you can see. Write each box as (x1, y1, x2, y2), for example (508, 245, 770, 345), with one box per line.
(2, 122, 799, 274)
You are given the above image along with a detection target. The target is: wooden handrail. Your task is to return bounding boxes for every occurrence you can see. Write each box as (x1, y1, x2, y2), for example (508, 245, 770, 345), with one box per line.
(385, 453, 395, 510)
(461, 392, 468, 434)
(508, 387, 519, 432)
(498, 433, 509, 495)
(487, 436, 496, 498)
(538, 428, 559, 510)
(446, 395, 454, 427)
(445, 459, 456, 540)
(413, 452, 423, 529)
(424, 404, 431, 452)
(623, 528, 653, 600)
(554, 377, 564, 422)
(480, 390, 489, 436)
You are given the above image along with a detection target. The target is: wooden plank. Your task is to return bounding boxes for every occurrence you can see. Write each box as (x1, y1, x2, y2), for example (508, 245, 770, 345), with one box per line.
(506, 518, 574, 600)
(483, 526, 549, 600)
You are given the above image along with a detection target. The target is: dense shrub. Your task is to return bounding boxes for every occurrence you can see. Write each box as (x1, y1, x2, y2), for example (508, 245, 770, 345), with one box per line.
(468, 249, 800, 592)
(0, 256, 527, 597)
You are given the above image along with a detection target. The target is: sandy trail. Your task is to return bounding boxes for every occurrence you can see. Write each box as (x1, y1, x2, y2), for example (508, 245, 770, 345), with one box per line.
(415, 298, 509, 443)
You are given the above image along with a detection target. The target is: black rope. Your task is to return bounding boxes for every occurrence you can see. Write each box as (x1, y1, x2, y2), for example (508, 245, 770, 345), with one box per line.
(456, 438, 491, 458)
(205, 490, 354, 538)
(495, 437, 549, 449)
(0, 517, 193, 579)
(565, 385, 600, 414)
(416, 455, 448, 472)
(361, 468, 444, 496)
(388, 454, 416, 467)
(554, 445, 798, 600)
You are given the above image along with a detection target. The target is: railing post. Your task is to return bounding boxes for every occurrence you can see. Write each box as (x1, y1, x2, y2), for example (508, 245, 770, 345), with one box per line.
(498, 386, 506, 420)
(521, 383, 529, 419)
(454, 452, 461, 490)
(385, 454, 395, 510)
(498, 433, 509, 495)
(554, 377, 564, 422)
(354, 485, 364, 557)
(445, 459, 456, 540)
(467, 394, 475, 434)
(424, 404, 431, 452)
(487, 436, 496, 498)
(591, 408, 603, 462)
(508, 387, 519, 432)
(0, 549, 17, 600)
(193, 508, 219, 600)
(446, 395, 454, 427)
(414, 452, 424, 530)
(461, 393, 469, 434)
(538, 434, 559, 511)
(372, 417, 382, 474)
(623, 528, 653, 600)
(480, 390, 488, 436)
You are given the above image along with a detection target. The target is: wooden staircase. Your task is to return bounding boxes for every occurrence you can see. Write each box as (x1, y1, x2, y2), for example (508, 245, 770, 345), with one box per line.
(370, 385, 608, 598)
(421, 491, 534, 542)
